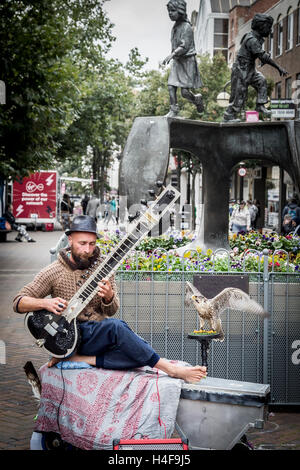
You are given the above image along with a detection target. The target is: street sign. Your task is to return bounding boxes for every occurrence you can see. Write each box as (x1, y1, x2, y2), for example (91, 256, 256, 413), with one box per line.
(238, 167, 247, 177)
(270, 99, 295, 119)
(12, 171, 58, 223)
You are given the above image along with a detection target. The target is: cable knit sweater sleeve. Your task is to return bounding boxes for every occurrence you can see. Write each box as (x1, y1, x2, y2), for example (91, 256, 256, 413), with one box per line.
(13, 257, 120, 321)
(12, 262, 59, 313)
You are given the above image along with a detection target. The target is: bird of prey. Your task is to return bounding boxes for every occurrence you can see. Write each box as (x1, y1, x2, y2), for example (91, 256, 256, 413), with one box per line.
(185, 281, 269, 342)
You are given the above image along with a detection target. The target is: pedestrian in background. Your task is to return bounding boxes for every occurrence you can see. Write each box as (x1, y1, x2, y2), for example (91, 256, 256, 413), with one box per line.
(4, 204, 36, 242)
(105, 196, 117, 225)
(247, 200, 258, 229)
(230, 201, 251, 234)
(291, 216, 300, 236)
(86, 194, 100, 223)
(282, 198, 300, 221)
(73, 201, 83, 217)
(81, 194, 90, 215)
(253, 199, 261, 228)
(60, 194, 73, 231)
(229, 200, 237, 216)
(282, 214, 293, 234)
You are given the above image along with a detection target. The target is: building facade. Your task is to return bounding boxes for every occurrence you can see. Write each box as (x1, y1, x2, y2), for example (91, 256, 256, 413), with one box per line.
(194, 0, 255, 62)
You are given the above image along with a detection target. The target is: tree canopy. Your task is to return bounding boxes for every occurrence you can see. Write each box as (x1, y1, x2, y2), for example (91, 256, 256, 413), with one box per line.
(0, 0, 114, 180)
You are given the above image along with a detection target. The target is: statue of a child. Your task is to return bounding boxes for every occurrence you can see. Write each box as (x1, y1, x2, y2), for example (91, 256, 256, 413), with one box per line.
(224, 13, 287, 121)
(163, 0, 203, 117)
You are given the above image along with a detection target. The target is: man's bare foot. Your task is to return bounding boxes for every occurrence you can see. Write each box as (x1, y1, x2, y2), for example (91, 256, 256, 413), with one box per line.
(154, 358, 207, 383)
(172, 365, 207, 383)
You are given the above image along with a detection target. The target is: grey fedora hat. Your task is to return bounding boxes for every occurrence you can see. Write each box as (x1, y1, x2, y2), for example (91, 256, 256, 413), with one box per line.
(65, 215, 98, 236)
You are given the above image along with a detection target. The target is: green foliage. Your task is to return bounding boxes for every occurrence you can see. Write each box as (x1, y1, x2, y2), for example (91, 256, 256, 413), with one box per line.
(125, 48, 149, 86)
(0, 0, 113, 180)
(134, 68, 171, 117)
(56, 57, 138, 199)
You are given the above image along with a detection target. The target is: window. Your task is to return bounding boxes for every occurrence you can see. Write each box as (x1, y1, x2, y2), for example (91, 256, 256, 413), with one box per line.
(213, 18, 229, 62)
(276, 16, 283, 56)
(268, 28, 274, 57)
(286, 8, 293, 50)
(275, 82, 282, 99)
(285, 77, 292, 98)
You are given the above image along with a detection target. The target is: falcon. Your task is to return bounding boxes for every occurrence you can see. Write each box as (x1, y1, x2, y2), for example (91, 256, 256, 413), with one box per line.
(185, 281, 269, 342)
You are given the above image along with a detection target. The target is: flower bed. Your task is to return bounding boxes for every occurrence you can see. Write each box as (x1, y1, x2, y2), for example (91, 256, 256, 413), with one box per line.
(97, 230, 300, 273)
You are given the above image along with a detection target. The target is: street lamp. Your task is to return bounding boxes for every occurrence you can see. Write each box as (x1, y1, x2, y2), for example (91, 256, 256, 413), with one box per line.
(216, 80, 231, 108)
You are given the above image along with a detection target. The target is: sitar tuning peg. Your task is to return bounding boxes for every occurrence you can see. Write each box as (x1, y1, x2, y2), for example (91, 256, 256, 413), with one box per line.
(156, 180, 163, 188)
(128, 211, 140, 223)
(148, 189, 156, 198)
(140, 199, 148, 207)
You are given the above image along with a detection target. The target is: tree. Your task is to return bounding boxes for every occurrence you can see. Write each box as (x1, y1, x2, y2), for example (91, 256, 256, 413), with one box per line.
(0, 0, 114, 180)
(56, 58, 138, 201)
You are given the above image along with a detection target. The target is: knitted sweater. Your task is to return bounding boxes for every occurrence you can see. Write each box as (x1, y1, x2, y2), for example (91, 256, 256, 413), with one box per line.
(13, 247, 120, 322)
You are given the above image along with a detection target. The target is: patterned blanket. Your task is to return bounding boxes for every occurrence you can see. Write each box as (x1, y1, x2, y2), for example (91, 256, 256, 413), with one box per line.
(34, 362, 183, 450)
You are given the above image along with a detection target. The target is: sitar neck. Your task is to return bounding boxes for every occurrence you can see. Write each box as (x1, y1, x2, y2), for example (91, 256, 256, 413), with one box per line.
(64, 185, 180, 322)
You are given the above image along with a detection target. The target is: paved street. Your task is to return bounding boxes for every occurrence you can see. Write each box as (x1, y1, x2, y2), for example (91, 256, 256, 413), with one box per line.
(0, 229, 299, 450)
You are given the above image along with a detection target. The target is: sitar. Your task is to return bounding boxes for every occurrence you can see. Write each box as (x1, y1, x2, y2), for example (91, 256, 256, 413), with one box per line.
(24, 184, 180, 358)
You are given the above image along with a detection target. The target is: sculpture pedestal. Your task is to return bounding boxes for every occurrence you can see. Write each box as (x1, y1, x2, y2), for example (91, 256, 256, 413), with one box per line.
(188, 332, 220, 368)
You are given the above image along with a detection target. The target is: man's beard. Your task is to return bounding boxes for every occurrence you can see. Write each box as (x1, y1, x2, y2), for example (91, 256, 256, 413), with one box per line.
(71, 250, 93, 269)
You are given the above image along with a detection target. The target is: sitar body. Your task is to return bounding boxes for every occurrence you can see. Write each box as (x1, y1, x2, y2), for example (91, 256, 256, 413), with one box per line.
(25, 310, 81, 357)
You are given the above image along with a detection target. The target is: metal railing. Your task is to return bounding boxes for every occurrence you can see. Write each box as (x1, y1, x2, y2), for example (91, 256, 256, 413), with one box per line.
(49, 239, 300, 405)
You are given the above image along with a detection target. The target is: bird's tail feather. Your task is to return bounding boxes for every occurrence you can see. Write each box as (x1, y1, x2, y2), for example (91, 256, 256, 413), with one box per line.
(234, 298, 270, 317)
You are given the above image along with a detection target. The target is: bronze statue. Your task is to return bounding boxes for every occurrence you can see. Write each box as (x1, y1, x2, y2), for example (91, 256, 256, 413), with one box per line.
(224, 13, 287, 121)
(163, 0, 203, 117)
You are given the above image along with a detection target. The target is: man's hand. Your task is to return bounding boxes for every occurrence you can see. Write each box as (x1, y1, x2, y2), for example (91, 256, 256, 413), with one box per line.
(43, 297, 68, 315)
(97, 279, 114, 303)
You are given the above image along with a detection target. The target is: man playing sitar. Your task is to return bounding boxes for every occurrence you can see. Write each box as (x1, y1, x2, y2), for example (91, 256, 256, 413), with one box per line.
(14, 214, 206, 383)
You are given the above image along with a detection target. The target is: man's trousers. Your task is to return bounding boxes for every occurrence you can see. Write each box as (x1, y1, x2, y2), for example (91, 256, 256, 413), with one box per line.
(78, 318, 160, 370)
